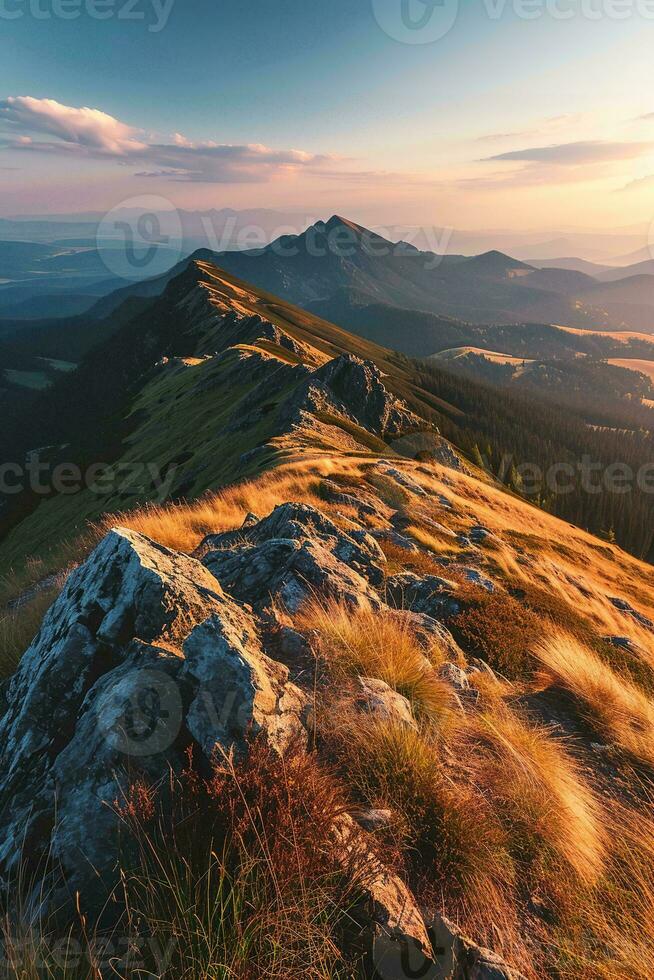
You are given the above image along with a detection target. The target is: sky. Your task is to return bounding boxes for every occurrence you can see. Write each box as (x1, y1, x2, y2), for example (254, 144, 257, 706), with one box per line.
(1, 0, 654, 232)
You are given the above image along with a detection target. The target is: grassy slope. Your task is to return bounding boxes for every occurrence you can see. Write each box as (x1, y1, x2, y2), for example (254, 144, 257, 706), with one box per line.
(0, 261, 469, 576)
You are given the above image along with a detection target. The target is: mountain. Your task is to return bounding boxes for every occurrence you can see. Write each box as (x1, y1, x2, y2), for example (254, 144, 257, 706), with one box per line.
(430, 342, 654, 411)
(209, 222, 600, 327)
(0, 258, 466, 556)
(1, 255, 654, 978)
(3, 255, 654, 560)
(609, 244, 654, 266)
(0, 238, 182, 318)
(599, 259, 654, 281)
(61, 216, 653, 339)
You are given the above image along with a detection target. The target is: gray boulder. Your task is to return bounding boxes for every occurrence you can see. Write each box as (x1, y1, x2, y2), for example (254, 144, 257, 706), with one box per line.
(201, 503, 384, 612)
(386, 572, 461, 619)
(608, 597, 654, 631)
(354, 677, 418, 729)
(0, 528, 307, 914)
(460, 568, 496, 593)
(285, 354, 421, 438)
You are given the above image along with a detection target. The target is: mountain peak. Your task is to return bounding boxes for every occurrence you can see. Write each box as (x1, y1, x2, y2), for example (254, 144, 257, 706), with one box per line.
(465, 249, 533, 273)
(323, 214, 370, 235)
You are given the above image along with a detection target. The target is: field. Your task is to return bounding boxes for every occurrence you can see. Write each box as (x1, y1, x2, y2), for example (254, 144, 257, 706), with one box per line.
(432, 346, 534, 366)
(608, 358, 654, 382)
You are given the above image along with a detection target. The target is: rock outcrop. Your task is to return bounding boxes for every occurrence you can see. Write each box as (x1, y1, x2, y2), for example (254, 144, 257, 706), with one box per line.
(0, 528, 307, 912)
(283, 353, 422, 439)
(0, 503, 522, 978)
(386, 571, 461, 619)
(200, 502, 385, 611)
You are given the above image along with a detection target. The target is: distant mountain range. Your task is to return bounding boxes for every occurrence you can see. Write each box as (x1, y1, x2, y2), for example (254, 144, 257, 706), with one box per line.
(1, 211, 653, 321)
(3, 255, 653, 566)
(53, 215, 651, 337)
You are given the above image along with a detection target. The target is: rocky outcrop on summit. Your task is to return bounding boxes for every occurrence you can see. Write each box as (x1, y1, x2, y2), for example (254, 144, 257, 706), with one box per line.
(283, 353, 422, 438)
(0, 528, 306, 911)
(200, 502, 385, 612)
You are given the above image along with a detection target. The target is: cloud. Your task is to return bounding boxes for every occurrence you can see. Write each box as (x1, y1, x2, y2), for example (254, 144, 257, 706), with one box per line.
(475, 114, 582, 145)
(0, 95, 337, 183)
(0, 96, 146, 154)
(484, 140, 651, 165)
(476, 131, 531, 143)
(454, 139, 654, 192)
(306, 168, 436, 185)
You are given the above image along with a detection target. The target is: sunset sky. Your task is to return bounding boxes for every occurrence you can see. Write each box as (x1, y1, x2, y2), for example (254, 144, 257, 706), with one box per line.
(2, 0, 654, 231)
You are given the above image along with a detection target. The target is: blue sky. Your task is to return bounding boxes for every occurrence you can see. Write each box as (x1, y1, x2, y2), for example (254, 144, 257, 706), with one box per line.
(1, 0, 654, 228)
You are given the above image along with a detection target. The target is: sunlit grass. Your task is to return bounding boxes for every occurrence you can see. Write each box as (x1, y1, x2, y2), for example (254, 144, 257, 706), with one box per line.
(535, 632, 654, 767)
(296, 597, 454, 723)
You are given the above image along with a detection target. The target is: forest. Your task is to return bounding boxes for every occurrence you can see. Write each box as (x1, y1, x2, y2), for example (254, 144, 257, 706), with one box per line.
(413, 359, 654, 561)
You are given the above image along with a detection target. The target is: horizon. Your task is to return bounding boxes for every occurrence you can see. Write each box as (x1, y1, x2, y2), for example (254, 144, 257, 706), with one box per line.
(3, 5, 654, 974)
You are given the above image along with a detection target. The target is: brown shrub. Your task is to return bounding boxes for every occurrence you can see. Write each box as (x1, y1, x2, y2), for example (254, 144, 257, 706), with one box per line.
(448, 587, 543, 679)
(116, 739, 367, 980)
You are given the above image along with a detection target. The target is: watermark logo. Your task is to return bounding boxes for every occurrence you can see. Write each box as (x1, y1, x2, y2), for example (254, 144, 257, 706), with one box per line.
(481, 0, 654, 20)
(0, 455, 177, 503)
(0, 936, 177, 974)
(372, 0, 654, 41)
(97, 668, 183, 757)
(372, 0, 460, 44)
(96, 195, 183, 281)
(0, 0, 175, 31)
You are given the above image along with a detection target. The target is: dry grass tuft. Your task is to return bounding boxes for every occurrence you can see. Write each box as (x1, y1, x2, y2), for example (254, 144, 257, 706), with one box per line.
(296, 598, 453, 723)
(535, 633, 654, 767)
(320, 712, 520, 949)
(552, 802, 654, 979)
(468, 707, 606, 884)
(116, 740, 366, 979)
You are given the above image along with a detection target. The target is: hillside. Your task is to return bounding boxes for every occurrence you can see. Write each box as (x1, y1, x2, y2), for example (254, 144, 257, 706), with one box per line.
(0, 259, 467, 566)
(4, 260, 654, 564)
(1, 259, 654, 977)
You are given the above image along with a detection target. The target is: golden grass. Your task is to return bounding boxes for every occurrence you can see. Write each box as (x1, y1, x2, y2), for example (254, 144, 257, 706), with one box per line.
(468, 707, 606, 884)
(552, 802, 654, 979)
(535, 633, 654, 767)
(94, 460, 365, 555)
(404, 524, 459, 557)
(319, 711, 524, 964)
(296, 598, 454, 723)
